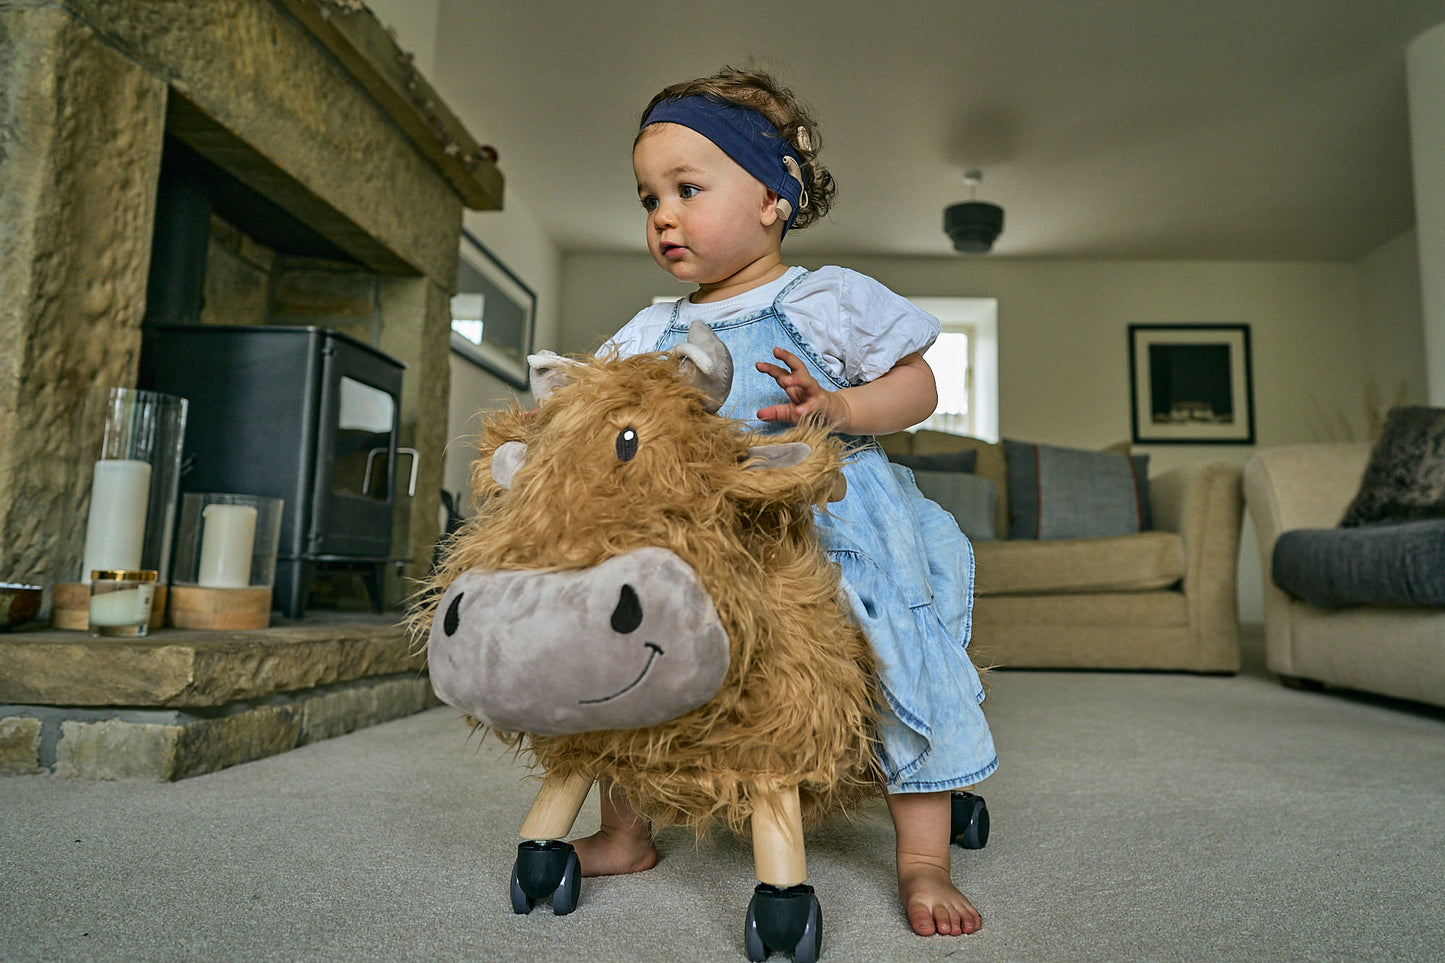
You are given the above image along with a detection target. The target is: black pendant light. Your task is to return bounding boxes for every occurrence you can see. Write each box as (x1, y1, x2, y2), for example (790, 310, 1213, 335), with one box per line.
(944, 170, 1004, 254)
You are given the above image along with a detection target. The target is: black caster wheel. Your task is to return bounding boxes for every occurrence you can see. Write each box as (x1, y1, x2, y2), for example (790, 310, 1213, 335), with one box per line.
(950, 791, 989, 850)
(510, 840, 582, 915)
(743, 883, 821, 963)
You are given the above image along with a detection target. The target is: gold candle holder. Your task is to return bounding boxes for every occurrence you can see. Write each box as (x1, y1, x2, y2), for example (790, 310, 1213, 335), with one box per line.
(88, 569, 158, 638)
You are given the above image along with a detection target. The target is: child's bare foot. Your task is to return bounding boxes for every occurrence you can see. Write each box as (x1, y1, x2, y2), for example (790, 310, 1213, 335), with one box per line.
(886, 789, 982, 936)
(568, 780, 658, 877)
(568, 826, 659, 877)
(897, 856, 981, 936)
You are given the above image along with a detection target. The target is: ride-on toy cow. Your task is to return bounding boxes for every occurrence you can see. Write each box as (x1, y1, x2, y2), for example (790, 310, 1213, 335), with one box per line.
(420, 323, 987, 962)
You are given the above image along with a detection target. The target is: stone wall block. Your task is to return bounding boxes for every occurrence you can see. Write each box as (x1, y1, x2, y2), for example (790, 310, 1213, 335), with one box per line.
(268, 261, 383, 350)
(169, 705, 303, 781)
(53, 705, 305, 781)
(297, 675, 437, 746)
(0, 7, 166, 588)
(54, 718, 182, 781)
(200, 224, 274, 326)
(0, 717, 44, 774)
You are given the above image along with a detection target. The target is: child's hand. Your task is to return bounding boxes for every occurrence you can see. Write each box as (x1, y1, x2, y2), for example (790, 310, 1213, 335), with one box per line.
(755, 347, 852, 430)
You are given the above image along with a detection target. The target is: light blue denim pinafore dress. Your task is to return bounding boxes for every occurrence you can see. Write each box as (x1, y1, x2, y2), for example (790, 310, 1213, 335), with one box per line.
(654, 272, 998, 792)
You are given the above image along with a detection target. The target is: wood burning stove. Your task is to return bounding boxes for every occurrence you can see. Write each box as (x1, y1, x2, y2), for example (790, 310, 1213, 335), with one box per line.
(141, 324, 409, 617)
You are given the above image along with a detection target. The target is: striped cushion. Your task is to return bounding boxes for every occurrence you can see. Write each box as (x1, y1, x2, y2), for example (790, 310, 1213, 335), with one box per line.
(1003, 440, 1151, 540)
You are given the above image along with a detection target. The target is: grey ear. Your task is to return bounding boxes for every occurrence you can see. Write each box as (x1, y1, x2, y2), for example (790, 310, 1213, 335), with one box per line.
(528, 351, 578, 403)
(745, 442, 811, 470)
(674, 321, 733, 413)
(744, 442, 846, 502)
(491, 441, 527, 489)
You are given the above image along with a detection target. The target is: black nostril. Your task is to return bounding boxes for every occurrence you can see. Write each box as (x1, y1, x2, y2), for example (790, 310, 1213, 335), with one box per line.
(610, 584, 643, 634)
(443, 592, 463, 636)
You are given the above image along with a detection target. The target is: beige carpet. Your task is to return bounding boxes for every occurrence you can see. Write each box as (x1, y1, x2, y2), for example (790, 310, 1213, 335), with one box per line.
(3, 633, 1443, 962)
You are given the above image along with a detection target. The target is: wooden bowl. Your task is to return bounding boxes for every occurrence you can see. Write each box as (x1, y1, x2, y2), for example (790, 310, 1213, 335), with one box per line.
(0, 583, 43, 630)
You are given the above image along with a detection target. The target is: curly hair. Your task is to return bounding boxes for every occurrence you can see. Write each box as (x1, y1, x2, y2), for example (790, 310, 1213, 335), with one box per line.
(638, 67, 836, 231)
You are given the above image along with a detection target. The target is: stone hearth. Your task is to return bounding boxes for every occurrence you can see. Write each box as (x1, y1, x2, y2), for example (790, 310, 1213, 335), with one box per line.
(0, 616, 437, 780)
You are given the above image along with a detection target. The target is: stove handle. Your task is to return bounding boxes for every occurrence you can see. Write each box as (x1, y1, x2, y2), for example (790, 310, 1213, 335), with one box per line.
(363, 447, 420, 498)
(397, 447, 419, 497)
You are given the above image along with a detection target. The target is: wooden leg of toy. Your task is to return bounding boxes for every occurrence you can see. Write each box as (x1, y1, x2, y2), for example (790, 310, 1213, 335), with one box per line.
(745, 786, 821, 963)
(519, 770, 593, 841)
(750, 785, 807, 886)
(512, 771, 593, 916)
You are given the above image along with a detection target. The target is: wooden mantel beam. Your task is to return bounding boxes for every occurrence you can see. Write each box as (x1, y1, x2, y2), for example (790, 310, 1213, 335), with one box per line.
(272, 0, 504, 212)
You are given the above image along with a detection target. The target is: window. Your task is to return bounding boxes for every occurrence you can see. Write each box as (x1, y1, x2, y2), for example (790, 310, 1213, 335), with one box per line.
(909, 297, 998, 442)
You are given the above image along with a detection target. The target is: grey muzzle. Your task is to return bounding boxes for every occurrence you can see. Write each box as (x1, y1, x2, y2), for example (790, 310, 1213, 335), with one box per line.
(427, 547, 730, 735)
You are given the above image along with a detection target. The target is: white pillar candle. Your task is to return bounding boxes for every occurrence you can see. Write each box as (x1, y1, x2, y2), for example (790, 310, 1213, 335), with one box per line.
(82, 459, 151, 581)
(197, 504, 257, 588)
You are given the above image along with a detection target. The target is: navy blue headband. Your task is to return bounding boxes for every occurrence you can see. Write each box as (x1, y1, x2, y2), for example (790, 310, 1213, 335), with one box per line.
(642, 96, 807, 233)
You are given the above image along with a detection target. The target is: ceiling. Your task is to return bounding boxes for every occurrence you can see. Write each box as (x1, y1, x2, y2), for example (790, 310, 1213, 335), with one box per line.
(429, 0, 1445, 261)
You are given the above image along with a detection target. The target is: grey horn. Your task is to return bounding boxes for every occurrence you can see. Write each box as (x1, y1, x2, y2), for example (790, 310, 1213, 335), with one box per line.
(528, 350, 579, 404)
(674, 321, 734, 414)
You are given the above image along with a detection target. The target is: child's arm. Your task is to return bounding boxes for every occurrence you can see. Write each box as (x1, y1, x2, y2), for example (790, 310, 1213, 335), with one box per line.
(755, 347, 937, 435)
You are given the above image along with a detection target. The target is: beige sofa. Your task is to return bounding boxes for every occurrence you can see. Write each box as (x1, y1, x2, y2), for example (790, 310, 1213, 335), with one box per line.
(879, 430, 1244, 673)
(1244, 443, 1445, 708)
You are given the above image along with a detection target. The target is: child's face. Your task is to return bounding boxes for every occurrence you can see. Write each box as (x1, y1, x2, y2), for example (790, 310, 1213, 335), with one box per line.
(633, 123, 784, 289)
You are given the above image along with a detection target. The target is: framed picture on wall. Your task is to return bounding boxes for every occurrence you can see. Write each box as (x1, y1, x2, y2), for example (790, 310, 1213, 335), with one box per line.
(450, 231, 536, 389)
(1128, 324, 1255, 444)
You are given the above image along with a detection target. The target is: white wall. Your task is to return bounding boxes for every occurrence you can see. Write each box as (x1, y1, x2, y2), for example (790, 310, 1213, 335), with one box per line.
(1408, 20, 1445, 403)
(1359, 231, 1429, 430)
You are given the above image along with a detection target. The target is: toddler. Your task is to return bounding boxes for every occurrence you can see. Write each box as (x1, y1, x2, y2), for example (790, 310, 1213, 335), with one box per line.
(575, 67, 997, 939)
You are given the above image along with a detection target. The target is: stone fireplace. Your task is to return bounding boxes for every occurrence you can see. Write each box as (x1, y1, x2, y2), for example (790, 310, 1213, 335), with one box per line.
(0, 0, 503, 776)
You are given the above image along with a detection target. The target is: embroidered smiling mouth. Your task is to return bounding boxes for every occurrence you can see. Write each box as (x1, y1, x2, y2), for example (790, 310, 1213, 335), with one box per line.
(578, 643, 665, 705)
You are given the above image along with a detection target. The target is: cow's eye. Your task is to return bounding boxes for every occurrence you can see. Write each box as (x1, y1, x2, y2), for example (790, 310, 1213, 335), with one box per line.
(616, 427, 638, 462)
(443, 592, 463, 637)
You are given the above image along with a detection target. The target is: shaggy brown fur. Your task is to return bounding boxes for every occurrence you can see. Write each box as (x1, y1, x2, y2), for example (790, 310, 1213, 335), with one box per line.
(414, 350, 882, 836)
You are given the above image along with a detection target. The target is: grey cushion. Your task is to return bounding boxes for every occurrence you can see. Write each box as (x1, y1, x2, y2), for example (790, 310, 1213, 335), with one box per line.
(1339, 406, 1445, 527)
(909, 469, 998, 542)
(890, 449, 978, 474)
(1003, 440, 1151, 540)
(1272, 519, 1445, 608)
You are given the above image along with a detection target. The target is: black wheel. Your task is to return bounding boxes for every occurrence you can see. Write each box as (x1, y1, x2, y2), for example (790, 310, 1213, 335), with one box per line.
(510, 860, 534, 914)
(745, 884, 820, 961)
(951, 792, 990, 850)
(551, 848, 582, 915)
(794, 893, 822, 963)
(743, 897, 769, 962)
(512, 840, 581, 914)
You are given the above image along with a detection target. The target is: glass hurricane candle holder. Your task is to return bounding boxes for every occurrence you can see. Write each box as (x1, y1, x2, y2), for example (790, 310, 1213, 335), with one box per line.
(170, 493, 284, 629)
(53, 388, 187, 631)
